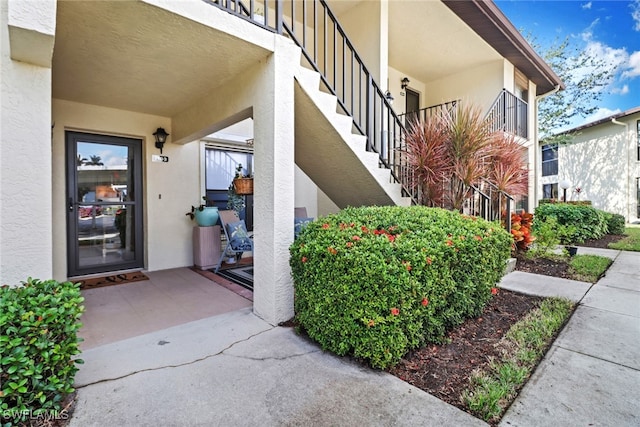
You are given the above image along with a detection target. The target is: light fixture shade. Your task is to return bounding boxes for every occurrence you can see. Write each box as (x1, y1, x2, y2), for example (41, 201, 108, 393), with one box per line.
(384, 90, 394, 105)
(401, 77, 410, 89)
(153, 127, 169, 153)
(559, 179, 571, 190)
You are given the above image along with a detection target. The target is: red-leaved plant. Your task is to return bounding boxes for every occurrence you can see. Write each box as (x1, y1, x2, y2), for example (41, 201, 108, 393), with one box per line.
(511, 210, 535, 251)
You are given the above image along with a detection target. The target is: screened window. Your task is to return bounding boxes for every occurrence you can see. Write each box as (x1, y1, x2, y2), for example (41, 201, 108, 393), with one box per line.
(542, 143, 558, 176)
(543, 183, 558, 200)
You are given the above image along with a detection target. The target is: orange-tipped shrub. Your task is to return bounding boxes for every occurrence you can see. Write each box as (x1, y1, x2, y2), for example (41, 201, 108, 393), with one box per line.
(511, 210, 535, 251)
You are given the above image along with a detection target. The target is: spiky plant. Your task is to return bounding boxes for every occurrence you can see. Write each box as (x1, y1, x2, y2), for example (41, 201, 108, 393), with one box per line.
(488, 132, 529, 196)
(402, 113, 451, 206)
(444, 103, 494, 211)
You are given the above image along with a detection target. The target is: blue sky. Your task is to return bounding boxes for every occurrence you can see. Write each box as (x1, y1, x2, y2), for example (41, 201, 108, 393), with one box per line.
(495, 0, 640, 128)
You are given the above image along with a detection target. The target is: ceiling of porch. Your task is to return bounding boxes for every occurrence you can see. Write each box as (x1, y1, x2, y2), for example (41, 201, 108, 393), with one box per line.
(322, 0, 503, 85)
(52, 1, 272, 118)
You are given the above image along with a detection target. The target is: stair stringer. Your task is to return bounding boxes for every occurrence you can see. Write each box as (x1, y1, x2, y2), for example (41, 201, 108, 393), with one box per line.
(293, 66, 411, 208)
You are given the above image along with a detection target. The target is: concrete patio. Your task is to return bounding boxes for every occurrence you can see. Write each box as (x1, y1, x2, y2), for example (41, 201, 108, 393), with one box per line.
(70, 249, 640, 426)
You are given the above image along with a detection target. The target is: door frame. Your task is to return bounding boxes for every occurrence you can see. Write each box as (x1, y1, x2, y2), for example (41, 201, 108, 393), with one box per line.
(65, 131, 144, 276)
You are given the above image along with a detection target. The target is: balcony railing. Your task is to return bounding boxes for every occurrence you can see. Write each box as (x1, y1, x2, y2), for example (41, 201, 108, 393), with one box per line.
(486, 89, 528, 139)
(205, 0, 515, 228)
(398, 100, 458, 129)
(206, 0, 417, 202)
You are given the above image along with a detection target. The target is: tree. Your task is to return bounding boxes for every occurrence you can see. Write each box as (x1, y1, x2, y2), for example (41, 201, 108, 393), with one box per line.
(87, 155, 104, 166)
(529, 36, 619, 142)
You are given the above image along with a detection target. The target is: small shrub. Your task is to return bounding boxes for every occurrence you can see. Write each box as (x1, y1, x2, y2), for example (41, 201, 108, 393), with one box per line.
(511, 211, 535, 252)
(534, 203, 607, 245)
(604, 212, 626, 235)
(0, 279, 84, 423)
(290, 206, 512, 369)
(529, 217, 561, 257)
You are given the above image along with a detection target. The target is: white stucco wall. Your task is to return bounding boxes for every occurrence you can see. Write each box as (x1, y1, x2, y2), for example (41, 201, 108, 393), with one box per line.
(336, 0, 387, 84)
(423, 60, 504, 113)
(387, 66, 427, 115)
(554, 115, 640, 222)
(1, 1, 54, 286)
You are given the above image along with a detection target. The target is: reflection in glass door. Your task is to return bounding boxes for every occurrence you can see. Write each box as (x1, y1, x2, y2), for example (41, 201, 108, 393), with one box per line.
(66, 132, 143, 276)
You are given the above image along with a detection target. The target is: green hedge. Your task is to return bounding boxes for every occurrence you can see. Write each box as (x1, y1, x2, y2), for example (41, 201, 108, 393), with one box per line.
(534, 203, 608, 245)
(604, 212, 626, 235)
(0, 279, 84, 423)
(539, 199, 592, 206)
(289, 206, 512, 369)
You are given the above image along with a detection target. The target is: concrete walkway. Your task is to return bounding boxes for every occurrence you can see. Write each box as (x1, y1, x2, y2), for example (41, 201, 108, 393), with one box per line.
(499, 248, 640, 427)
(69, 250, 640, 426)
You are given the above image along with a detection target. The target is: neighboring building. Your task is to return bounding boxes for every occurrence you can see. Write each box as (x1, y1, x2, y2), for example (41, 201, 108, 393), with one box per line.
(539, 107, 640, 223)
(1, 0, 562, 324)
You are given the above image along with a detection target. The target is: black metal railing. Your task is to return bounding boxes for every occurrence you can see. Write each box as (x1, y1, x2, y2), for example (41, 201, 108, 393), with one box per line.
(486, 89, 528, 139)
(398, 100, 458, 129)
(206, 0, 418, 203)
(467, 180, 514, 231)
(205, 1, 517, 226)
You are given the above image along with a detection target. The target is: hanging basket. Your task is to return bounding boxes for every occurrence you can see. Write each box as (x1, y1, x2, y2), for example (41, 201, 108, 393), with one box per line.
(233, 178, 254, 195)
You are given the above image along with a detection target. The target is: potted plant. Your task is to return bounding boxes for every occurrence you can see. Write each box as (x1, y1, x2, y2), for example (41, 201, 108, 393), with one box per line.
(186, 196, 219, 227)
(227, 184, 245, 215)
(232, 164, 253, 195)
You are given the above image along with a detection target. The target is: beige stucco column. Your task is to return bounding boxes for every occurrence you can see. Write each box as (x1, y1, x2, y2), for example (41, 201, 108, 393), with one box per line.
(1, 0, 56, 285)
(252, 37, 298, 325)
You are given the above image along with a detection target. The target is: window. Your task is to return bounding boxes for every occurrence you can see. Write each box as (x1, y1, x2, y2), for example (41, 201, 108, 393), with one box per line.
(637, 120, 639, 161)
(637, 178, 640, 218)
(542, 143, 558, 176)
(543, 183, 558, 200)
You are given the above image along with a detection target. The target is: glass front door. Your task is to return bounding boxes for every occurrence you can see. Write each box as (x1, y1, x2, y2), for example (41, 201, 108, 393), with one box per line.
(66, 132, 144, 276)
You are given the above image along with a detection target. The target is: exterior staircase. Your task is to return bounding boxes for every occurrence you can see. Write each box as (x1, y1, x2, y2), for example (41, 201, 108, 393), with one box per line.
(207, 0, 516, 224)
(293, 67, 410, 207)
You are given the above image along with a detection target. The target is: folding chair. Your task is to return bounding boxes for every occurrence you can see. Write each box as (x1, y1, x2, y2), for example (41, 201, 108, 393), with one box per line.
(214, 210, 254, 273)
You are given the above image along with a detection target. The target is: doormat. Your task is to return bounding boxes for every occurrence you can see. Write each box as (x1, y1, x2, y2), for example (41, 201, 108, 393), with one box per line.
(215, 265, 253, 291)
(76, 271, 149, 290)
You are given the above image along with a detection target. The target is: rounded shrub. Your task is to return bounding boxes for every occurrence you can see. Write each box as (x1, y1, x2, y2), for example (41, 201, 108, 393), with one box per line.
(534, 203, 607, 244)
(604, 212, 626, 235)
(0, 279, 84, 421)
(289, 206, 512, 369)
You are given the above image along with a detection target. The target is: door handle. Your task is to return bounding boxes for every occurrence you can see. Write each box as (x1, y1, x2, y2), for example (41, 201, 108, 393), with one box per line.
(69, 197, 74, 211)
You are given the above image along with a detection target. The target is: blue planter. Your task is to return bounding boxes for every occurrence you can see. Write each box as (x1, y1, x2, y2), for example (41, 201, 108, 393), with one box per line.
(194, 206, 219, 227)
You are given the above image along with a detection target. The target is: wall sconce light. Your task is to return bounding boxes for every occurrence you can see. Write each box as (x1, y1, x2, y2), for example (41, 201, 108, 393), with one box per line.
(153, 127, 169, 154)
(384, 90, 394, 105)
(401, 77, 410, 90)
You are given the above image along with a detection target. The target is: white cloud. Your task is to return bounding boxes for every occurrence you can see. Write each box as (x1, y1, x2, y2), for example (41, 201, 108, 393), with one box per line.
(584, 107, 621, 124)
(632, 0, 640, 31)
(611, 84, 630, 95)
(622, 51, 640, 78)
(580, 18, 600, 41)
(582, 1, 592, 10)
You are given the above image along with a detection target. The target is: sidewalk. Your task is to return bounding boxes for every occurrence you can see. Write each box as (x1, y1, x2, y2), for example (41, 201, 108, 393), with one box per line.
(499, 248, 640, 426)
(69, 250, 640, 426)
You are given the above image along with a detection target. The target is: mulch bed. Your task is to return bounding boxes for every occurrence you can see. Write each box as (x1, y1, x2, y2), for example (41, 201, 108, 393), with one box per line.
(580, 234, 624, 248)
(514, 254, 572, 279)
(387, 289, 542, 414)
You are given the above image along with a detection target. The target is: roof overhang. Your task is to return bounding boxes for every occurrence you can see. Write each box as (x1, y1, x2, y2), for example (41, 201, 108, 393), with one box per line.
(442, 0, 564, 96)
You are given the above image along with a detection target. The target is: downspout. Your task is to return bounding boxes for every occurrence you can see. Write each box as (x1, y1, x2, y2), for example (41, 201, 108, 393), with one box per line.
(611, 118, 630, 222)
(533, 85, 561, 209)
